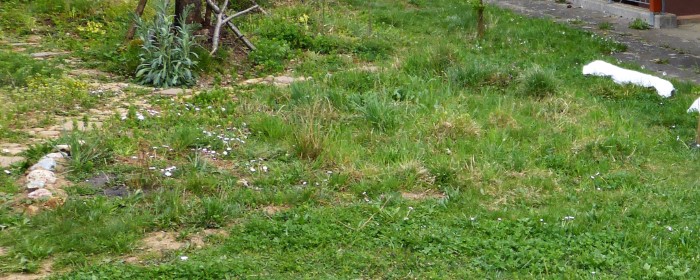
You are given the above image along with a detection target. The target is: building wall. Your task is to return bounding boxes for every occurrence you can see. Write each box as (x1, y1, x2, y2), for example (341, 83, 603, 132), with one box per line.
(665, 0, 700, 16)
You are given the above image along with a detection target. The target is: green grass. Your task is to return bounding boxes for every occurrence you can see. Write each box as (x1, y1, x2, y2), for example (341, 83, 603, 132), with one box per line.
(1, 0, 700, 278)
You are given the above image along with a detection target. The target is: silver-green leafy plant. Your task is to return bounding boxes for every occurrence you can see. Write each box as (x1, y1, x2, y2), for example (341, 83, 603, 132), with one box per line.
(134, 0, 199, 87)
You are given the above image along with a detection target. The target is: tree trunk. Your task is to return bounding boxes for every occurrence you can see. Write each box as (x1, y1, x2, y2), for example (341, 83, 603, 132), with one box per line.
(124, 0, 148, 41)
(476, 0, 485, 39)
(175, 0, 204, 27)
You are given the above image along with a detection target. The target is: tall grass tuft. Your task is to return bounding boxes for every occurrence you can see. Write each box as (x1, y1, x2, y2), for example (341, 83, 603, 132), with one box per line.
(518, 67, 558, 98)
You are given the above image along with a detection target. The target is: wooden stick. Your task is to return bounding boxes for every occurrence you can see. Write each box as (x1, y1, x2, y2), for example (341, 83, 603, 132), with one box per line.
(206, 0, 256, 51)
(125, 0, 148, 41)
(210, 0, 229, 54)
(222, 5, 259, 24)
(251, 0, 268, 15)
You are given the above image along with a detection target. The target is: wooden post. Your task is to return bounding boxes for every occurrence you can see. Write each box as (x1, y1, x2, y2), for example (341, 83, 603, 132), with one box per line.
(695, 115, 700, 145)
(476, 0, 485, 38)
(649, 0, 662, 13)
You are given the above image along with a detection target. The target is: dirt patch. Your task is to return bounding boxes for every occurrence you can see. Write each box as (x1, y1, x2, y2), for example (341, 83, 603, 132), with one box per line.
(0, 260, 53, 280)
(141, 231, 185, 252)
(401, 191, 446, 201)
(189, 228, 229, 248)
(261, 205, 290, 215)
(125, 229, 229, 263)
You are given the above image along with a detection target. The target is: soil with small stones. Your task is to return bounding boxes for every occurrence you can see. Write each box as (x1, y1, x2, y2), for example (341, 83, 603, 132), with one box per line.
(487, 0, 700, 84)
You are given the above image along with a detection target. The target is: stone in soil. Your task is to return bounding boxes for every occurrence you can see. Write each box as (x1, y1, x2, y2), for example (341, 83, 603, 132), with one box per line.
(30, 51, 70, 58)
(85, 172, 112, 188)
(1, 143, 28, 155)
(37, 130, 61, 138)
(55, 144, 71, 153)
(27, 169, 57, 185)
(26, 180, 46, 189)
(28, 188, 52, 200)
(59, 120, 102, 131)
(26, 35, 42, 43)
(156, 88, 192, 96)
(29, 158, 57, 171)
(104, 186, 129, 197)
(0, 156, 24, 168)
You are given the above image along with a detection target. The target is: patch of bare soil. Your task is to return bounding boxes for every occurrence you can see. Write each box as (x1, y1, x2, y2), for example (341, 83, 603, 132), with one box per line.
(401, 191, 446, 201)
(261, 205, 290, 215)
(124, 229, 229, 264)
(0, 260, 53, 280)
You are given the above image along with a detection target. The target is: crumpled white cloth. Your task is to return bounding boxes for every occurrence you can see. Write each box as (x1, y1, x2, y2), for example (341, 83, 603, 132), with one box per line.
(583, 60, 674, 98)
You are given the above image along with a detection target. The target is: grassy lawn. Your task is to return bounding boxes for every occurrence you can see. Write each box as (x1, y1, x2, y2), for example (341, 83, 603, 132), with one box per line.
(2, 0, 700, 278)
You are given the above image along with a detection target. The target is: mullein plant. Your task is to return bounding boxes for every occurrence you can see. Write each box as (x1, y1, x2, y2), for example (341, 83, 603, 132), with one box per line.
(134, 0, 199, 87)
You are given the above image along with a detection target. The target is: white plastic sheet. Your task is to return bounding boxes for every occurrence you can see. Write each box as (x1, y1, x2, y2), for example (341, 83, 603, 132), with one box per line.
(583, 60, 674, 98)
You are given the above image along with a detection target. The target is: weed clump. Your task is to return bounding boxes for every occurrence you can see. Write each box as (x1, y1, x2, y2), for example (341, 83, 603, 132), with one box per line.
(629, 18, 651, 30)
(518, 67, 558, 98)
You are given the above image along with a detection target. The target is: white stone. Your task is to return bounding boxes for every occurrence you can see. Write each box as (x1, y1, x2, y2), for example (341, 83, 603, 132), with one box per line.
(688, 97, 700, 113)
(27, 170, 57, 185)
(45, 152, 66, 160)
(29, 158, 57, 171)
(26, 180, 46, 189)
(28, 189, 52, 200)
(55, 144, 71, 153)
(583, 60, 674, 98)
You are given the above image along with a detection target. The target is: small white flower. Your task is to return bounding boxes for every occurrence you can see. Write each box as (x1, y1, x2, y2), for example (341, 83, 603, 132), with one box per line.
(223, 151, 228, 155)
(667, 226, 673, 231)
(539, 219, 544, 222)
(262, 166, 268, 172)
(302, 181, 307, 185)
(408, 206, 414, 210)
(164, 171, 172, 177)
(470, 217, 476, 221)
(497, 218, 502, 221)
(3, 170, 10, 174)
(250, 167, 256, 172)
(180, 256, 188, 261)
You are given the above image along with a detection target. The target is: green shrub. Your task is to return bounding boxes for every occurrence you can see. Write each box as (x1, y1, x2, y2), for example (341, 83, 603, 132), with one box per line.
(0, 1, 36, 35)
(0, 51, 61, 87)
(353, 38, 393, 61)
(30, 0, 105, 17)
(134, 0, 199, 87)
(257, 16, 313, 49)
(311, 35, 352, 54)
(249, 38, 293, 73)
